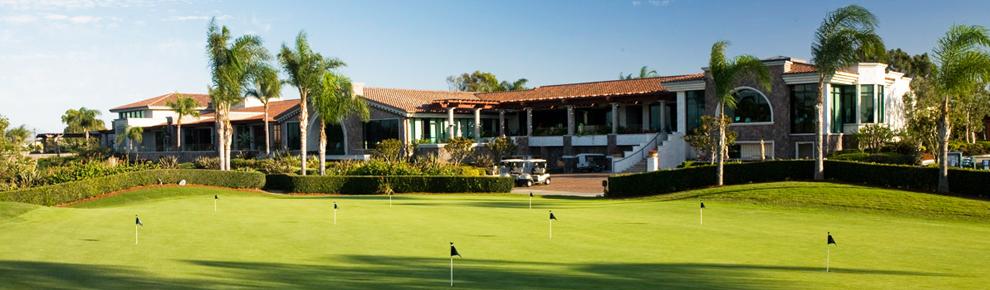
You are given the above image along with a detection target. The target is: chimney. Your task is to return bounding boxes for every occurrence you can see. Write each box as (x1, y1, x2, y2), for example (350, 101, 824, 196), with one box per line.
(353, 82, 365, 97)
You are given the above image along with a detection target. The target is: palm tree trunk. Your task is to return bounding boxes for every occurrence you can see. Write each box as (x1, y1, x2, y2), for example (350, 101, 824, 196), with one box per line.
(216, 103, 227, 170)
(264, 103, 271, 156)
(937, 94, 951, 193)
(319, 121, 327, 176)
(176, 121, 182, 151)
(299, 92, 308, 175)
(814, 79, 826, 180)
(716, 105, 726, 186)
(224, 111, 233, 171)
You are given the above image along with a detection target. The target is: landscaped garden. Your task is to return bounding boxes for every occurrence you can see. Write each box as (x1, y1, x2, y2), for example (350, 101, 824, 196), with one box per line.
(1, 182, 989, 289)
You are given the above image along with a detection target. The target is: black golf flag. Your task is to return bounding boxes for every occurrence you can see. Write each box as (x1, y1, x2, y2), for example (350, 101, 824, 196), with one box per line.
(333, 201, 338, 210)
(450, 242, 461, 257)
(700, 201, 705, 209)
(529, 192, 533, 197)
(214, 194, 218, 200)
(827, 232, 836, 246)
(549, 210, 556, 220)
(135, 215, 142, 226)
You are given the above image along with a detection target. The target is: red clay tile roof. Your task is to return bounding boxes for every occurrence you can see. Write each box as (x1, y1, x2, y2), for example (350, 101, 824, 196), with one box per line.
(235, 99, 300, 121)
(144, 99, 301, 128)
(111, 92, 210, 111)
(786, 62, 817, 74)
(476, 73, 704, 103)
(361, 87, 479, 113)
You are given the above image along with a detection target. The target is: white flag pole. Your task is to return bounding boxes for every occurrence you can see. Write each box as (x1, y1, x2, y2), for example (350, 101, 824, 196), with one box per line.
(333, 208, 337, 225)
(700, 207, 703, 225)
(826, 246, 830, 272)
(529, 195, 532, 209)
(214, 198, 217, 212)
(135, 225, 139, 245)
(549, 219, 553, 240)
(450, 256, 454, 287)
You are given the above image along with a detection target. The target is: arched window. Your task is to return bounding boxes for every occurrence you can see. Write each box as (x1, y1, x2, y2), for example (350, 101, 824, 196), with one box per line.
(727, 87, 772, 123)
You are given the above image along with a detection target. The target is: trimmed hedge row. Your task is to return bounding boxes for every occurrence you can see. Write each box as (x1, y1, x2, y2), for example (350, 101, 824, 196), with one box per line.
(0, 169, 266, 206)
(265, 175, 513, 194)
(607, 161, 814, 197)
(607, 160, 990, 199)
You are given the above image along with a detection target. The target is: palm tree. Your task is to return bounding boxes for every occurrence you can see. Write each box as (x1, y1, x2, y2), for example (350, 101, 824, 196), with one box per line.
(499, 78, 529, 91)
(61, 107, 105, 141)
(279, 31, 345, 175)
(166, 93, 201, 151)
(810, 5, 885, 180)
(312, 71, 370, 175)
(930, 25, 990, 193)
(115, 126, 144, 162)
(206, 18, 269, 170)
(246, 64, 282, 156)
(708, 41, 771, 186)
(619, 66, 659, 80)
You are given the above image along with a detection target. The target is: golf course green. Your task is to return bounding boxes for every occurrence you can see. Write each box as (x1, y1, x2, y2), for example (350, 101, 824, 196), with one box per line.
(1, 182, 989, 289)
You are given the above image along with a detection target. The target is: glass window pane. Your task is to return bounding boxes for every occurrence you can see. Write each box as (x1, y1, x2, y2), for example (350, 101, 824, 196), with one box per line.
(727, 88, 771, 123)
(790, 84, 817, 133)
(860, 84, 875, 123)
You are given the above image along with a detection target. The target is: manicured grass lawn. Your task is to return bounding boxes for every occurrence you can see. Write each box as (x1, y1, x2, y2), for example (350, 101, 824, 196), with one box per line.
(1, 182, 989, 289)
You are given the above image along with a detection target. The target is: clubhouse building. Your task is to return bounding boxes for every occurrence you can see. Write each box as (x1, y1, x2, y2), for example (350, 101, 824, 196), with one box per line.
(104, 57, 912, 173)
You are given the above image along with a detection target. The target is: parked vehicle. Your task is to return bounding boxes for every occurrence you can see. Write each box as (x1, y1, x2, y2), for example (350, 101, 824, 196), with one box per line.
(575, 153, 607, 172)
(500, 158, 551, 187)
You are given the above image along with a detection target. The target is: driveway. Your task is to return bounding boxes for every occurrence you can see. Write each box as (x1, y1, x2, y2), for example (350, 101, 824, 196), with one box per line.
(510, 173, 609, 197)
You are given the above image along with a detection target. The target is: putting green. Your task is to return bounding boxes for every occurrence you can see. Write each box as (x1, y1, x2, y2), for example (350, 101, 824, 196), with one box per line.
(1, 182, 988, 289)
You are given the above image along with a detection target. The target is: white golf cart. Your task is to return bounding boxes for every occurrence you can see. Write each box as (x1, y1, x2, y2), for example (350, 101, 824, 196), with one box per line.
(499, 158, 551, 187)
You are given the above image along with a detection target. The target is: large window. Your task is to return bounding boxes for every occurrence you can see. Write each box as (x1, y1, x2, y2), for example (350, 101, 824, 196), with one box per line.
(286, 122, 300, 150)
(364, 119, 399, 149)
(118, 110, 145, 119)
(830, 84, 856, 133)
(686, 90, 705, 131)
(878, 85, 886, 123)
(860, 84, 875, 123)
(183, 127, 214, 151)
(324, 123, 345, 155)
(790, 84, 817, 133)
(727, 88, 772, 123)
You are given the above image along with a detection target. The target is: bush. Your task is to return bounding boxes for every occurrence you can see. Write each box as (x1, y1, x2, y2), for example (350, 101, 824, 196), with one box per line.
(830, 151, 919, 165)
(194, 156, 220, 170)
(607, 160, 990, 199)
(265, 175, 512, 194)
(347, 160, 422, 175)
(0, 169, 266, 206)
(372, 138, 405, 163)
(608, 161, 813, 198)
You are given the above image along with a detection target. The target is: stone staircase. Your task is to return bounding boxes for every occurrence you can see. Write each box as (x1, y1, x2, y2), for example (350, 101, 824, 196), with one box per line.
(620, 158, 648, 173)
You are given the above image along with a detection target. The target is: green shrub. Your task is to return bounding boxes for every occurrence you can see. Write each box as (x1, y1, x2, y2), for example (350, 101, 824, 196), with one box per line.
(36, 160, 156, 185)
(607, 160, 990, 199)
(830, 151, 919, 165)
(0, 169, 265, 206)
(265, 175, 512, 194)
(347, 160, 422, 175)
(608, 161, 814, 198)
(194, 156, 220, 169)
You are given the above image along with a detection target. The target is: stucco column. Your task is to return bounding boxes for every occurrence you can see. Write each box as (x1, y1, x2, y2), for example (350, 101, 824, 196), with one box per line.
(659, 101, 667, 133)
(676, 91, 687, 134)
(473, 108, 482, 141)
(610, 103, 619, 134)
(566, 105, 575, 136)
(641, 103, 650, 132)
(526, 107, 533, 137)
(447, 107, 455, 140)
(498, 110, 505, 136)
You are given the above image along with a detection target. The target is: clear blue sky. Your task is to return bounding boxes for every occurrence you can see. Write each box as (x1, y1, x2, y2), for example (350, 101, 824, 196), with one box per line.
(2, 0, 989, 132)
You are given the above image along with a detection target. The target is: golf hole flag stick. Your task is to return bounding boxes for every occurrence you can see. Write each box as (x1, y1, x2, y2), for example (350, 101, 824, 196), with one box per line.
(450, 242, 461, 287)
(826, 232, 837, 272)
(529, 192, 533, 209)
(333, 201, 338, 225)
(134, 214, 143, 245)
(700, 200, 705, 225)
(214, 194, 218, 212)
(549, 210, 557, 240)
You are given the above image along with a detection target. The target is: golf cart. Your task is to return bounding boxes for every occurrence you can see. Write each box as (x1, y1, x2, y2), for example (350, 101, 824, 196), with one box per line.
(575, 153, 608, 172)
(500, 158, 551, 187)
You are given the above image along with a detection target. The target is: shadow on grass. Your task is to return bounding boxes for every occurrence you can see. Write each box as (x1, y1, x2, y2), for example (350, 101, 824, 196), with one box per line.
(0, 256, 951, 290)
